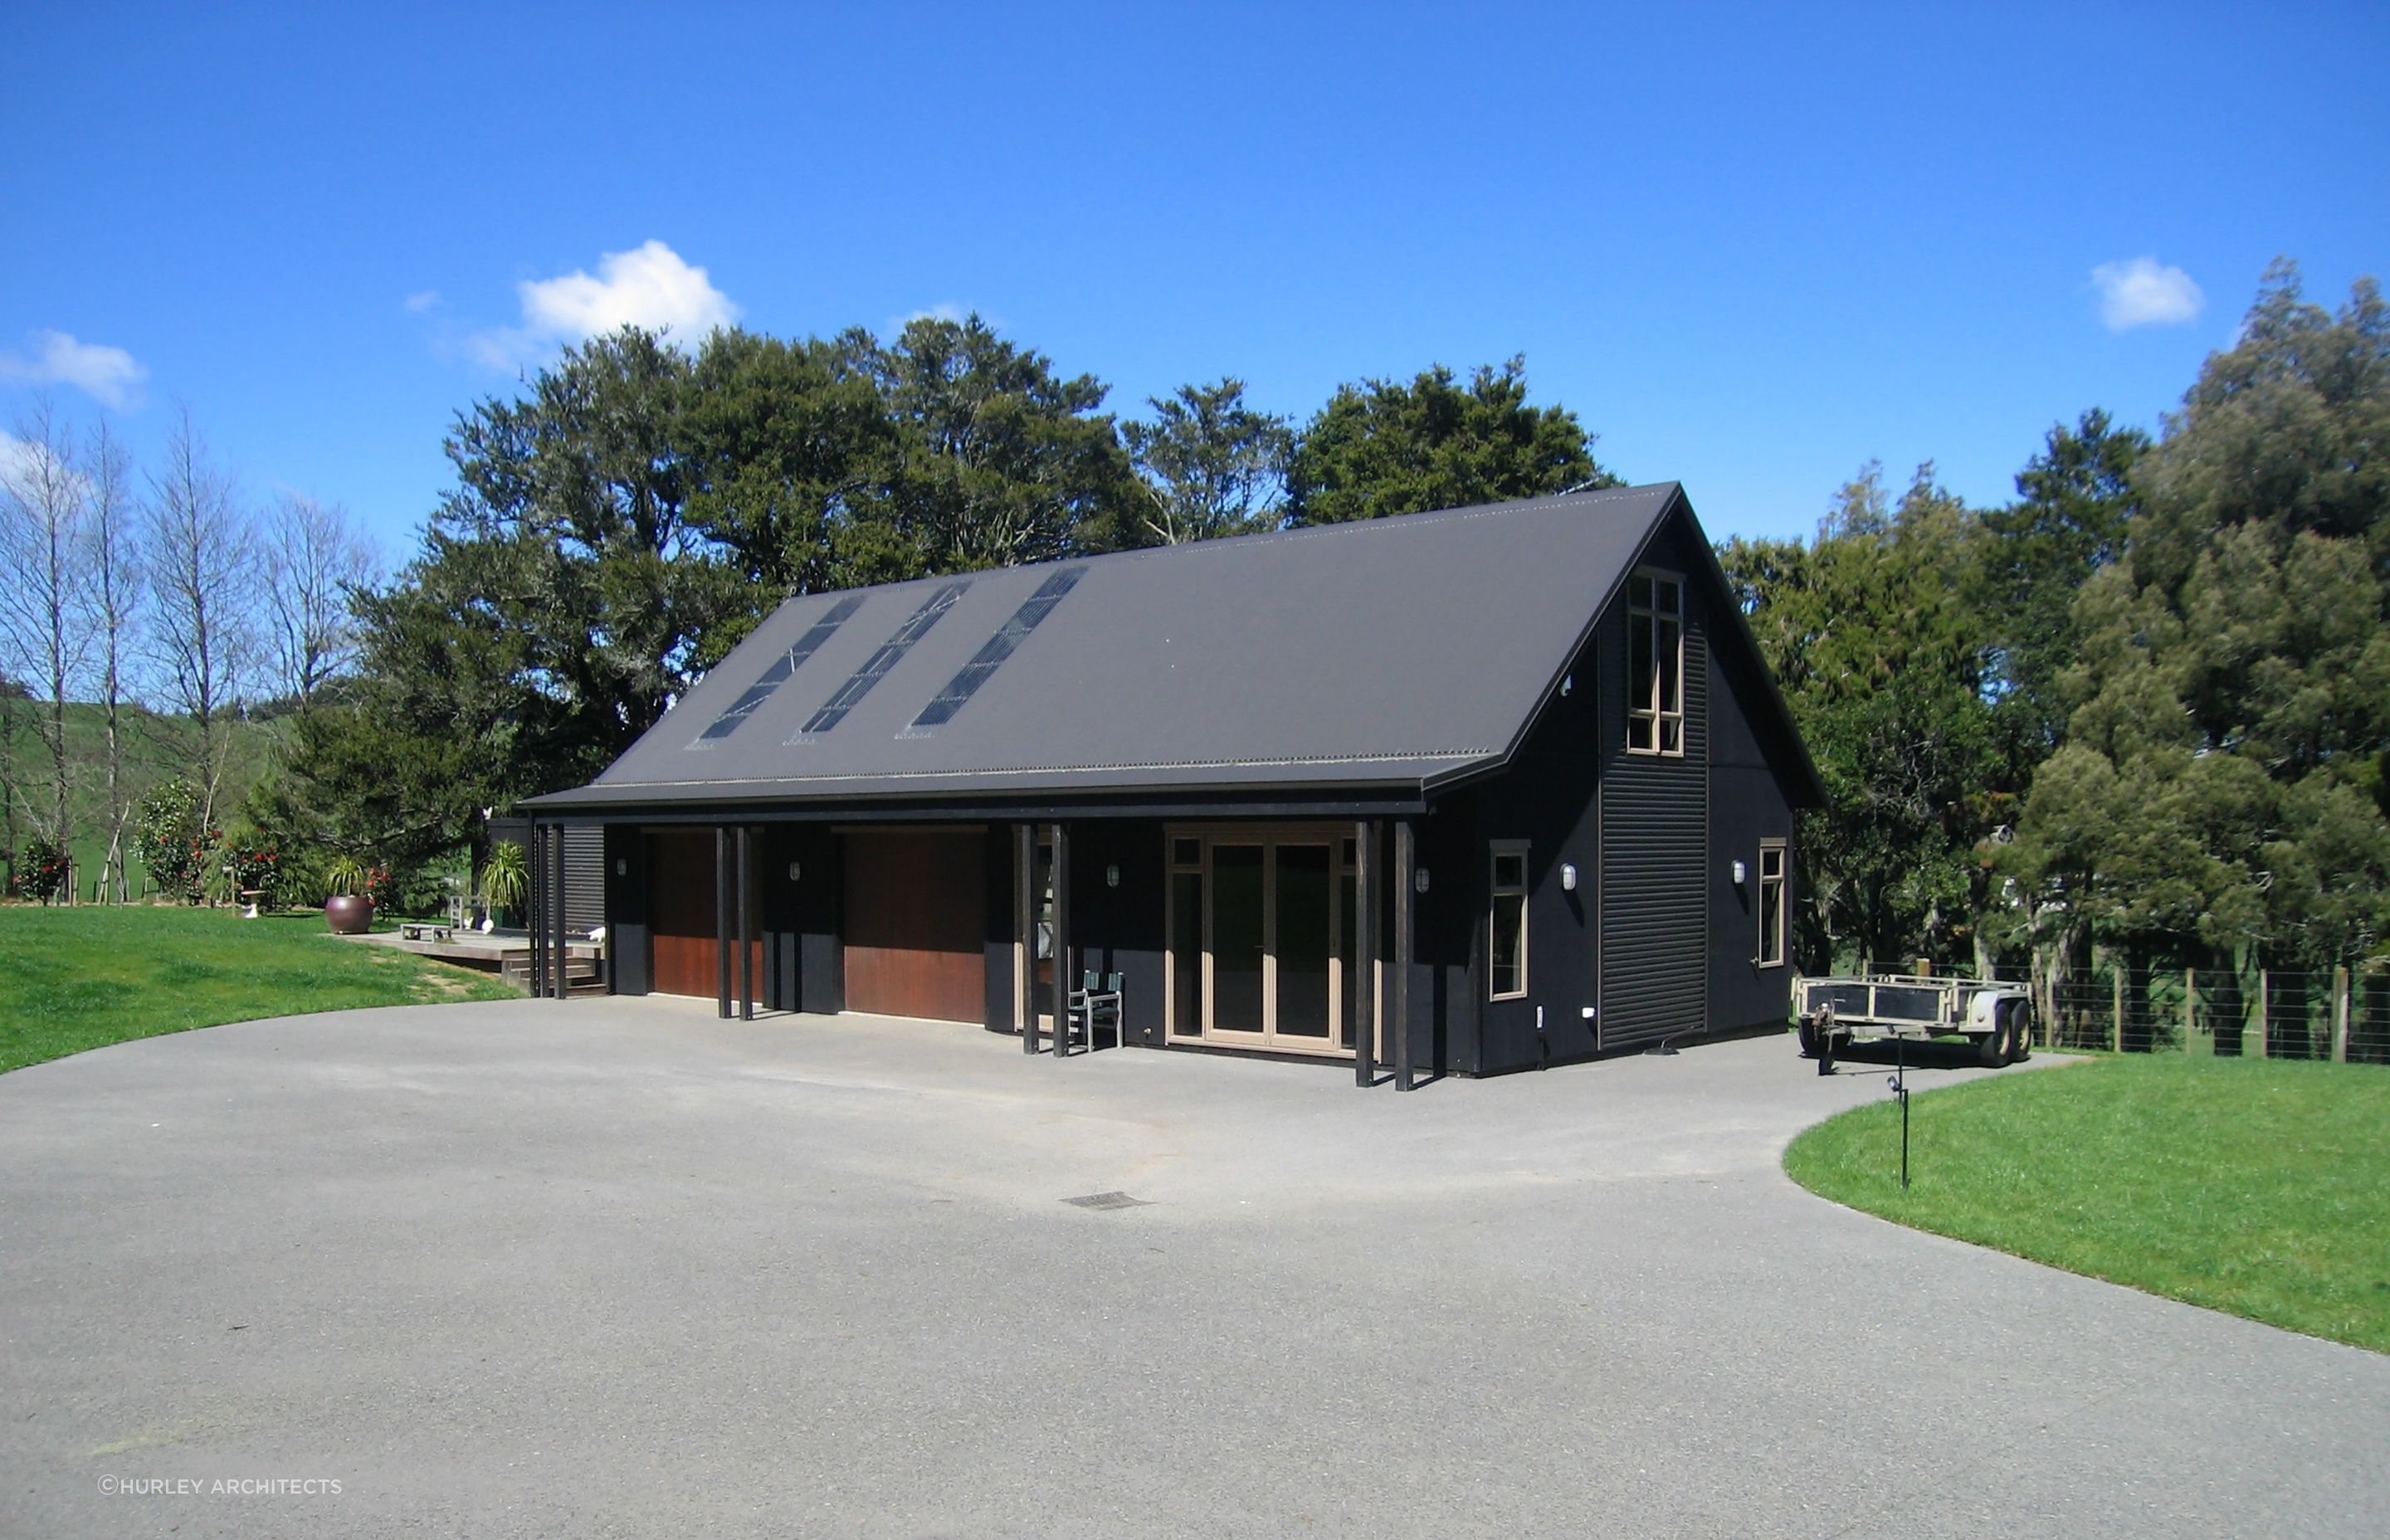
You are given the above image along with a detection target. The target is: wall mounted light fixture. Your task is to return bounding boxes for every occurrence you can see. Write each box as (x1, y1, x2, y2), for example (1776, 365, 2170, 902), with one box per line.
(788, 861, 802, 883)
(614, 858, 627, 877)
(1731, 860, 1747, 885)
(1561, 862, 1578, 890)
(1413, 867, 1431, 894)
(1105, 864, 1120, 888)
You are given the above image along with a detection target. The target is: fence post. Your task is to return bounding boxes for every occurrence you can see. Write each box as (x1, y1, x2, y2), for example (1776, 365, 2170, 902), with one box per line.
(2112, 968, 2124, 1054)
(2333, 965, 2351, 1065)
(2256, 969, 2270, 1060)
(2184, 967, 2197, 1055)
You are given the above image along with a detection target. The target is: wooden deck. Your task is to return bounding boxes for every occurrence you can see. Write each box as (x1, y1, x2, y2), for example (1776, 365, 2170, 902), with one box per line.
(337, 929, 607, 995)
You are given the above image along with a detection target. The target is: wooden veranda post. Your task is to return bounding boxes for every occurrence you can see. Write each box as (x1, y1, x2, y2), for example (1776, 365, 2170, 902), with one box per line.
(736, 825, 754, 1021)
(1393, 820, 1415, 1093)
(1050, 822, 1070, 1060)
(1016, 823, 1036, 1052)
(714, 825, 731, 1019)
(1354, 820, 1377, 1089)
(551, 824, 568, 1001)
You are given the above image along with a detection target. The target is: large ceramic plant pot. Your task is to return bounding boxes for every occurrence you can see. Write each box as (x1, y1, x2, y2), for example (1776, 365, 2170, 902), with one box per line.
(324, 894, 375, 934)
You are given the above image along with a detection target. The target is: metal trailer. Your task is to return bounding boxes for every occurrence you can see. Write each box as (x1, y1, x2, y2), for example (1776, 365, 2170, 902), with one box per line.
(1791, 973, 2035, 1075)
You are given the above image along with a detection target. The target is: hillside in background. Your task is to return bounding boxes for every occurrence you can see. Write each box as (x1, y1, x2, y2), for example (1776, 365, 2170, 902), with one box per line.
(0, 699, 284, 899)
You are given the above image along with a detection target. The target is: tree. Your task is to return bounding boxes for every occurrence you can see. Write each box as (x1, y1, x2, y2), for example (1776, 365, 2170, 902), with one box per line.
(1722, 463, 2006, 971)
(680, 328, 908, 617)
(85, 420, 141, 902)
(1975, 408, 2146, 759)
(0, 397, 92, 870)
(2007, 264, 2390, 975)
(263, 492, 376, 709)
(1123, 378, 1293, 543)
(144, 408, 258, 834)
(1285, 357, 1613, 525)
(859, 314, 1143, 568)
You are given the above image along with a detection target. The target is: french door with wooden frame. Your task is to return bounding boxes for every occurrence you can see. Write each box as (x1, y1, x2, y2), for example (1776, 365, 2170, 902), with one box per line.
(1166, 825, 1373, 1058)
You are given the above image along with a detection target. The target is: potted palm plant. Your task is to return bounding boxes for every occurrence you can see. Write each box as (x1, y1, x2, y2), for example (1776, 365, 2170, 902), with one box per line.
(323, 854, 376, 934)
(480, 841, 529, 930)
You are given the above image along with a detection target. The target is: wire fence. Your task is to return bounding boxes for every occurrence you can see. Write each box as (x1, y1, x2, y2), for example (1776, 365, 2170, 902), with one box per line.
(1983, 962, 2390, 1064)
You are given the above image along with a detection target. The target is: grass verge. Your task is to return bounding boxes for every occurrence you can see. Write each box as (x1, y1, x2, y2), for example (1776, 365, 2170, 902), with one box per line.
(1784, 1054, 2390, 1353)
(0, 904, 521, 1075)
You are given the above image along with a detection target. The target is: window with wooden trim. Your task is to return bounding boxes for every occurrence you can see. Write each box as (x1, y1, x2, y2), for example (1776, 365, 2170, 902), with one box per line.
(1627, 570, 1684, 754)
(1757, 839, 1787, 967)
(1489, 843, 1529, 1000)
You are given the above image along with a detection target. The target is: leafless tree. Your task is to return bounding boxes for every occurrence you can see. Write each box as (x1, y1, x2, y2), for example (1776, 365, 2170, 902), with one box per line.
(264, 492, 375, 709)
(85, 420, 141, 901)
(0, 397, 93, 885)
(144, 407, 257, 836)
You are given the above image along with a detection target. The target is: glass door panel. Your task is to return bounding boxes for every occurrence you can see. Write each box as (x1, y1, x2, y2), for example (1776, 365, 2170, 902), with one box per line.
(1170, 869, 1204, 1037)
(1275, 845, 1332, 1037)
(1211, 845, 1266, 1034)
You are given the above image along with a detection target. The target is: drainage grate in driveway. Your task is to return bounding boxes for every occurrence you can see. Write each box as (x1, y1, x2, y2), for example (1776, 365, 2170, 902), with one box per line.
(1062, 1191, 1149, 1210)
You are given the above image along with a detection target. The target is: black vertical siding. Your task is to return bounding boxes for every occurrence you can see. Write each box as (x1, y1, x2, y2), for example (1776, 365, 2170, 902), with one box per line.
(1598, 533, 1710, 1050)
(563, 826, 606, 935)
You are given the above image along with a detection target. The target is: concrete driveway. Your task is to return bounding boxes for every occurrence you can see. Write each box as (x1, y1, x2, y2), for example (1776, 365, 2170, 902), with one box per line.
(1, 1000, 2382, 1538)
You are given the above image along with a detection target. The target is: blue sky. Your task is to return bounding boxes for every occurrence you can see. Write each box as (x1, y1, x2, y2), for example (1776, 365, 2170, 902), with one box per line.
(5, 2, 2385, 562)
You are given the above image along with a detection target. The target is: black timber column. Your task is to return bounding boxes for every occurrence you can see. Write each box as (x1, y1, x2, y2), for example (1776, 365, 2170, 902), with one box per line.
(551, 824, 569, 1001)
(736, 825, 754, 1021)
(715, 825, 731, 1019)
(1017, 822, 1036, 1051)
(1394, 819, 1415, 1092)
(529, 824, 546, 997)
(1051, 821, 1070, 1060)
(1356, 819, 1378, 1088)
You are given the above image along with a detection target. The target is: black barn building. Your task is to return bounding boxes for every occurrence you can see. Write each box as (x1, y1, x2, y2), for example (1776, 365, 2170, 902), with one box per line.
(520, 483, 1825, 1085)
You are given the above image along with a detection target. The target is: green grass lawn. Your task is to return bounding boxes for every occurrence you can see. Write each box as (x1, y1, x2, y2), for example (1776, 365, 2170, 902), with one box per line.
(0, 904, 520, 1075)
(1785, 1054, 2390, 1352)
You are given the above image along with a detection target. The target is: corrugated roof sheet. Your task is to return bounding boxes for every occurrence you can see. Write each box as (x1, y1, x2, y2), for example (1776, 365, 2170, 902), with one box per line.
(532, 484, 1690, 809)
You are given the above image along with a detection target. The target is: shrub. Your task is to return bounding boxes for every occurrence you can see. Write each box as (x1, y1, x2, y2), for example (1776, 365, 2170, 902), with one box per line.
(12, 835, 71, 903)
(135, 781, 213, 904)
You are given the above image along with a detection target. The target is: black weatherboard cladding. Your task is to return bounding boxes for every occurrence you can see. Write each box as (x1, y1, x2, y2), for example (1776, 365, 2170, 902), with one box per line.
(1599, 519, 1710, 1049)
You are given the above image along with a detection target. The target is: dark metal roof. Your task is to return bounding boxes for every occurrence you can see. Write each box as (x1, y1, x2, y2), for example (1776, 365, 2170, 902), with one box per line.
(525, 483, 1823, 813)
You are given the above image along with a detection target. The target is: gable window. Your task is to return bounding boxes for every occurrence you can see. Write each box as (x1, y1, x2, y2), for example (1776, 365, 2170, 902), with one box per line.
(1489, 843, 1529, 1000)
(1627, 570, 1684, 754)
(1757, 839, 1787, 967)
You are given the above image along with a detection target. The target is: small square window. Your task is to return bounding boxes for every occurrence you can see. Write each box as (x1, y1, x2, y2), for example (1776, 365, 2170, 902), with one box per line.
(1493, 852, 1526, 889)
(1173, 838, 1201, 867)
(1341, 837, 1357, 865)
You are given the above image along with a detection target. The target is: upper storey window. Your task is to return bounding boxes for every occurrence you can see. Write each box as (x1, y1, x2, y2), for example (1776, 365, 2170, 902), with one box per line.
(1627, 570, 1684, 755)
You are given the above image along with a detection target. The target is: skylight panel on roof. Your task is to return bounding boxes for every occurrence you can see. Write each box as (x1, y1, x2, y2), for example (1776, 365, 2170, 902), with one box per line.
(687, 596, 865, 749)
(791, 582, 970, 740)
(900, 566, 1084, 736)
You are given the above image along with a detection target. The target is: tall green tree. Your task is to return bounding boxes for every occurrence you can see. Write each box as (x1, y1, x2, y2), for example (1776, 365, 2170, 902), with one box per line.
(1285, 357, 1613, 524)
(1723, 463, 2006, 971)
(857, 314, 1142, 568)
(1122, 378, 1293, 543)
(1975, 408, 2147, 760)
(681, 328, 908, 611)
(2007, 264, 2390, 974)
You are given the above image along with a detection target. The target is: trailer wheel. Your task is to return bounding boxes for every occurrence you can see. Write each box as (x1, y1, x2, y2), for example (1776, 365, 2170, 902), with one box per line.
(1977, 1021, 2006, 1068)
(2006, 1001, 2032, 1064)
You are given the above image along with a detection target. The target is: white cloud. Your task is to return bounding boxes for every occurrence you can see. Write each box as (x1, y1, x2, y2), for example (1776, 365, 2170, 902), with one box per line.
(2091, 257, 2204, 330)
(0, 329, 149, 409)
(403, 290, 442, 314)
(902, 303, 969, 326)
(466, 240, 739, 368)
